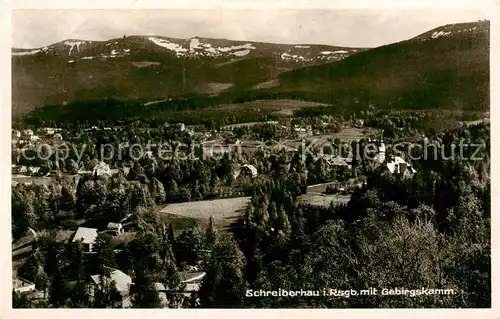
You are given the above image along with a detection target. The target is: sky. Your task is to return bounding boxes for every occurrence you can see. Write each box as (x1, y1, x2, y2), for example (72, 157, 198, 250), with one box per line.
(12, 8, 489, 48)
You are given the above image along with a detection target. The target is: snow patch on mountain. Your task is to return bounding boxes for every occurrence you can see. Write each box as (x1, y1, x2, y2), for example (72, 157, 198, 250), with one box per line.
(189, 38, 202, 50)
(205, 47, 217, 54)
(294, 45, 311, 49)
(431, 31, 452, 39)
(233, 49, 250, 57)
(281, 52, 305, 61)
(457, 26, 478, 33)
(148, 37, 256, 57)
(320, 50, 349, 55)
(12, 49, 41, 56)
(217, 43, 256, 52)
(149, 37, 188, 55)
(65, 41, 84, 56)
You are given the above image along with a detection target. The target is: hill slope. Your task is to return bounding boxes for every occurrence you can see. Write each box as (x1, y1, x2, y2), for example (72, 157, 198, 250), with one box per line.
(274, 21, 490, 112)
(12, 36, 364, 116)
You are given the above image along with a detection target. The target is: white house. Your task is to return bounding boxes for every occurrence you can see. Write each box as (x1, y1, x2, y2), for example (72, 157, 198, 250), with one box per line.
(354, 119, 365, 128)
(93, 161, 111, 177)
(40, 127, 55, 135)
(107, 222, 124, 235)
(73, 227, 99, 252)
(373, 137, 416, 178)
(27, 166, 41, 175)
(13, 277, 36, 294)
(89, 267, 132, 308)
(233, 164, 258, 179)
(324, 155, 352, 169)
(179, 271, 207, 297)
(12, 129, 21, 139)
(384, 156, 417, 178)
(177, 123, 186, 131)
(53, 133, 63, 141)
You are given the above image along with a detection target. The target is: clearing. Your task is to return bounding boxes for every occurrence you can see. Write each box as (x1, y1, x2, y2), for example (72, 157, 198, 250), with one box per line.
(297, 192, 351, 208)
(218, 99, 330, 113)
(159, 196, 251, 228)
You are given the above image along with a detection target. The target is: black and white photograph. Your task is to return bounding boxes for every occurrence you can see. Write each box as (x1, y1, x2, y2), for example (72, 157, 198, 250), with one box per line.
(2, 0, 498, 315)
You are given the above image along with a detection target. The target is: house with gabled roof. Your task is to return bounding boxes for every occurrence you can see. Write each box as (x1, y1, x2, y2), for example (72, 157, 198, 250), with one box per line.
(233, 164, 258, 179)
(89, 267, 132, 308)
(107, 222, 124, 235)
(72, 227, 99, 252)
(373, 133, 416, 178)
(13, 277, 36, 294)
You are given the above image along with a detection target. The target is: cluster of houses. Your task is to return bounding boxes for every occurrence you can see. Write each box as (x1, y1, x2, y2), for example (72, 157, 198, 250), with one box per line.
(12, 128, 63, 147)
(13, 224, 206, 307)
(309, 134, 416, 179)
(12, 160, 131, 187)
(86, 266, 206, 308)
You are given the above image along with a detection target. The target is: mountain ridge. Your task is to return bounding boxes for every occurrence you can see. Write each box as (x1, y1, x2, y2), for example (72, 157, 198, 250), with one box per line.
(12, 35, 367, 116)
(12, 20, 489, 118)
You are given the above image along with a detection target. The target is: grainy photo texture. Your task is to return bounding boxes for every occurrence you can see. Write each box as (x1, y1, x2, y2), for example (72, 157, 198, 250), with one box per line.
(10, 8, 491, 309)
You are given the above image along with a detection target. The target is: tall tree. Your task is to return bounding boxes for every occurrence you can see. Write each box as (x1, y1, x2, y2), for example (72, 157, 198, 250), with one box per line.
(48, 263, 69, 307)
(199, 233, 247, 307)
(131, 268, 162, 308)
(93, 234, 116, 274)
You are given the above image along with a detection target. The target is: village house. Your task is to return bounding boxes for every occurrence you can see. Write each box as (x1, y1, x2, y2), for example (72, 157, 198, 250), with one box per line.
(72, 227, 99, 252)
(373, 137, 416, 178)
(380, 156, 417, 178)
(107, 222, 124, 235)
(176, 123, 186, 131)
(179, 271, 207, 298)
(12, 165, 28, 175)
(26, 166, 41, 176)
(12, 129, 21, 139)
(93, 161, 112, 176)
(89, 267, 132, 308)
(13, 277, 36, 294)
(83, 126, 101, 132)
(53, 133, 63, 142)
(354, 119, 365, 128)
(318, 155, 352, 169)
(233, 164, 258, 179)
(79, 162, 112, 177)
(294, 125, 313, 137)
(151, 282, 169, 307)
(39, 127, 55, 135)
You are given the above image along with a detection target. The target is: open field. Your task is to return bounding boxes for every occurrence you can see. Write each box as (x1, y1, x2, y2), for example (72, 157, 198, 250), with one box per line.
(159, 196, 251, 228)
(297, 192, 351, 208)
(12, 175, 53, 187)
(202, 82, 235, 94)
(306, 182, 338, 194)
(221, 120, 278, 130)
(306, 127, 380, 143)
(218, 99, 330, 113)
